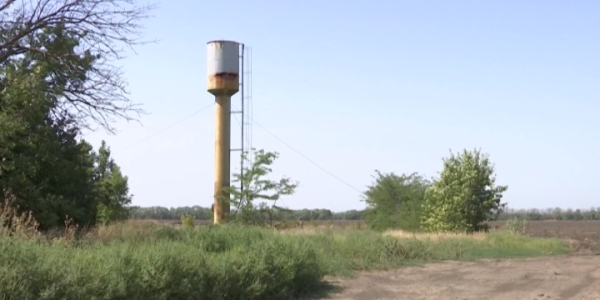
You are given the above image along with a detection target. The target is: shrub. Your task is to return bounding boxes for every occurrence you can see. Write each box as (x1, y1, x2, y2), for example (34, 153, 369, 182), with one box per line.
(0, 219, 569, 299)
(363, 171, 430, 232)
(0, 225, 324, 300)
(421, 149, 508, 232)
(181, 214, 195, 229)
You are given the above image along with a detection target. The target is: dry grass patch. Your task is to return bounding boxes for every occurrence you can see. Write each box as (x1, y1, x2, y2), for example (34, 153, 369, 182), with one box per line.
(383, 229, 488, 241)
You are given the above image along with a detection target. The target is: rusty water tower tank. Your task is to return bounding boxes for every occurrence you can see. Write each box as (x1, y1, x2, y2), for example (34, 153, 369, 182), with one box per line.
(206, 40, 240, 96)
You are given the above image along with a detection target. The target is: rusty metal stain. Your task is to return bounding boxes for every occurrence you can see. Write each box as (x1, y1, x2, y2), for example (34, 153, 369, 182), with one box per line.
(207, 74, 239, 96)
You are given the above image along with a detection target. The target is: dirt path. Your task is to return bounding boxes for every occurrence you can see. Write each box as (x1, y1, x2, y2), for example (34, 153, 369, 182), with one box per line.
(322, 255, 600, 300)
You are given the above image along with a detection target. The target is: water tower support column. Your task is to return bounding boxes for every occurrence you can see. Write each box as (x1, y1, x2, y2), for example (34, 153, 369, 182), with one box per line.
(213, 94, 231, 223)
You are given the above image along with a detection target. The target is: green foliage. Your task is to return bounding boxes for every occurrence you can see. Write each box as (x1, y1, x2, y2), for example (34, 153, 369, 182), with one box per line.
(0, 225, 324, 300)
(468, 233, 569, 259)
(363, 171, 431, 231)
(0, 120, 131, 228)
(0, 0, 145, 229)
(0, 33, 131, 228)
(181, 215, 195, 228)
(224, 149, 299, 225)
(0, 48, 99, 228)
(421, 149, 508, 233)
(96, 204, 112, 226)
(0, 222, 569, 300)
(93, 141, 132, 225)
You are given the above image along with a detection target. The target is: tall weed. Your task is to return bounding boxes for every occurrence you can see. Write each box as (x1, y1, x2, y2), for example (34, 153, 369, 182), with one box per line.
(505, 217, 528, 235)
(0, 218, 570, 300)
(0, 225, 323, 300)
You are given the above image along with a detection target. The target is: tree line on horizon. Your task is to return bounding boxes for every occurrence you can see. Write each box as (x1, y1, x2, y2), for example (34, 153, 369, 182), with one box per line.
(498, 207, 600, 221)
(129, 206, 365, 221)
(129, 205, 600, 222)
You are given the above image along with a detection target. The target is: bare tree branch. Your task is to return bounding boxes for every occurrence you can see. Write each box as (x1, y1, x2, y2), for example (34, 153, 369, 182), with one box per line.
(0, 0, 157, 133)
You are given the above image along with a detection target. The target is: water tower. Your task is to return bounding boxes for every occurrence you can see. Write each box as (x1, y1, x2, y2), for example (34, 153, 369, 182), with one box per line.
(206, 40, 240, 224)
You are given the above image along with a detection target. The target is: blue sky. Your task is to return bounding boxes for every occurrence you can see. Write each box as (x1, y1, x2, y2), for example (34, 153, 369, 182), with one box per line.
(86, 0, 599, 211)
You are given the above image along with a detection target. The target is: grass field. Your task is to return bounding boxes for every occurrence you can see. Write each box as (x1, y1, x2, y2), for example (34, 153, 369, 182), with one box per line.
(153, 218, 600, 254)
(0, 219, 572, 300)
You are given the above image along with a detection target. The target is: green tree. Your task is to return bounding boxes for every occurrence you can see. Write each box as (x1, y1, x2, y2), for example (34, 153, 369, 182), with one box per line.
(0, 0, 148, 229)
(224, 149, 298, 226)
(421, 149, 508, 232)
(0, 59, 132, 228)
(93, 141, 133, 225)
(0, 46, 98, 228)
(363, 171, 431, 231)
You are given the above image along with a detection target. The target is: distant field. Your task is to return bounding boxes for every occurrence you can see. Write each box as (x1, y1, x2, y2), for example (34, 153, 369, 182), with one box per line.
(143, 218, 600, 254)
(489, 220, 600, 254)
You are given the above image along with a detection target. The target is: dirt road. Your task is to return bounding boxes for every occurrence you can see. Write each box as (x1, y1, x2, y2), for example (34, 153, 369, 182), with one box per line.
(323, 255, 600, 300)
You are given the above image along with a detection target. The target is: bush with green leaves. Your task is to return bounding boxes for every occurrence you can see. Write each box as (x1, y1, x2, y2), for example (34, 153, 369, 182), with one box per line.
(421, 149, 508, 232)
(181, 215, 195, 228)
(363, 171, 431, 231)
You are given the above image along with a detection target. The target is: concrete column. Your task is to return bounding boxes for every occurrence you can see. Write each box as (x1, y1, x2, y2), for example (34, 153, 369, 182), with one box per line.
(213, 94, 231, 224)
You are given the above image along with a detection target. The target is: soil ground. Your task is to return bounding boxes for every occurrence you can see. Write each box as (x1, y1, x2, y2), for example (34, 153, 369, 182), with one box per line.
(319, 220, 600, 300)
(321, 255, 600, 300)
